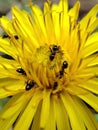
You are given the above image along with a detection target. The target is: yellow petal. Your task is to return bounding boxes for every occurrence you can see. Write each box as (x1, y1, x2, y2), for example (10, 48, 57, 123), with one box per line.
(78, 91, 98, 111)
(44, 97, 55, 130)
(85, 32, 98, 46)
(44, 2, 56, 43)
(51, 0, 68, 42)
(51, 4, 61, 41)
(0, 16, 15, 34)
(60, 0, 68, 13)
(65, 84, 89, 96)
(40, 90, 51, 128)
(80, 4, 98, 34)
(87, 19, 98, 33)
(72, 97, 98, 129)
(69, 1, 80, 24)
(0, 38, 19, 58)
(53, 96, 70, 130)
(0, 78, 25, 98)
(31, 101, 42, 130)
(14, 90, 43, 130)
(60, 93, 86, 130)
(82, 42, 98, 58)
(12, 6, 39, 49)
(0, 56, 18, 68)
(31, 4, 47, 42)
(0, 110, 20, 130)
(78, 79, 98, 95)
(80, 54, 98, 69)
(78, 66, 98, 76)
(0, 93, 28, 118)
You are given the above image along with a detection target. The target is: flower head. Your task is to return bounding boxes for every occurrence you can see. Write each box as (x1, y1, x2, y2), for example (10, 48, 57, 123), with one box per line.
(0, 0, 98, 130)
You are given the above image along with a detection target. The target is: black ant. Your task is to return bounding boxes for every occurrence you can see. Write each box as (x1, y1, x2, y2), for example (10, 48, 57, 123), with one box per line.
(25, 80, 36, 91)
(2, 34, 10, 38)
(53, 81, 58, 90)
(49, 45, 60, 61)
(2, 34, 19, 40)
(14, 35, 19, 40)
(57, 61, 68, 79)
(16, 68, 26, 75)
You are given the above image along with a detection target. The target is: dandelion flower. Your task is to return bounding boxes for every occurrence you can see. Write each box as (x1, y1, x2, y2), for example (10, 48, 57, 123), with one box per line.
(0, 0, 98, 130)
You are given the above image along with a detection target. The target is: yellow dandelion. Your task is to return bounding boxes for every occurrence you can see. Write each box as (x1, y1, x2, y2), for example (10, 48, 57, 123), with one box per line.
(0, 0, 98, 130)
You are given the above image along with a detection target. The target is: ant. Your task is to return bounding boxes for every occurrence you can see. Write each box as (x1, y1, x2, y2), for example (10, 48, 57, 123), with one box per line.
(2, 34, 19, 40)
(25, 80, 36, 91)
(2, 34, 10, 38)
(16, 68, 26, 75)
(49, 45, 60, 61)
(14, 35, 19, 40)
(53, 81, 58, 90)
(57, 61, 68, 79)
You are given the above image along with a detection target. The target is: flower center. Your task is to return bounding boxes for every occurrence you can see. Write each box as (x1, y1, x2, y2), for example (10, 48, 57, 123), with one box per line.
(18, 44, 70, 94)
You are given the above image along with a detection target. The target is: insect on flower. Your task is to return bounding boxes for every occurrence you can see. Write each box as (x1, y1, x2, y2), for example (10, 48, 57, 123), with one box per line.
(49, 45, 60, 61)
(58, 60, 68, 79)
(14, 35, 19, 40)
(2, 34, 10, 38)
(16, 68, 26, 75)
(25, 80, 36, 91)
(53, 81, 58, 90)
(2, 34, 19, 39)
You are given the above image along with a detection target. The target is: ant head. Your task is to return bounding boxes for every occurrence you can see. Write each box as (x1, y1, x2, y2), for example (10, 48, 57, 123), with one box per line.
(52, 45, 59, 51)
(62, 61, 68, 69)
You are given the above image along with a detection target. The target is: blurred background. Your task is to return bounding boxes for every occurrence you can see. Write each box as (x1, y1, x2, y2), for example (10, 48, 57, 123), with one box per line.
(0, 0, 98, 34)
(0, 0, 98, 18)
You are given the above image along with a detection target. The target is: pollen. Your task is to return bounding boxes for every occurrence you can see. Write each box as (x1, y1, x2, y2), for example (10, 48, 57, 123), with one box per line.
(27, 44, 70, 94)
